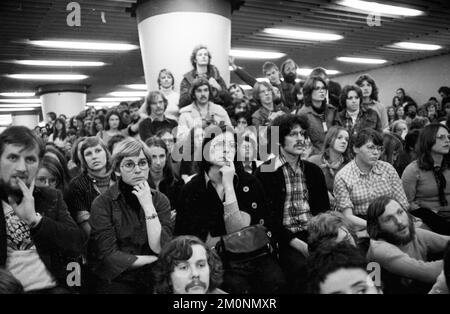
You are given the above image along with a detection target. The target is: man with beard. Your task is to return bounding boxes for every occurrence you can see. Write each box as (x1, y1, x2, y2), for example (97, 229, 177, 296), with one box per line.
(126, 100, 145, 139)
(367, 196, 450, 293)
(153, 235, 225, 294)
(0, 126, 86, 293)
(256, 114, 330, 293)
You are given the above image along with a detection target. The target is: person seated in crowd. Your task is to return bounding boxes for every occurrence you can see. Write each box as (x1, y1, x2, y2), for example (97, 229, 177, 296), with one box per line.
(0, 268, 24, 294)
(179, 45, 230, 109)
(308, 126, 351, 206)
(157, 69, 180, 120)
(107, 134, 126, 155)
(0, 126, 86, 293)
(228, 98, 250, 125)
(97, 110, 124, 146)
(401, 123, 450, 235)
(390, 119, 408, 141)
(45, 111, 57, 135)
(292, 81, 305, 112)
(396, 88, 414, 107)
(116, 101, 129, 114)
(297, 76, 337, 155)
(334, 128, 409, 231)
(35, 155, 68, 193)
(156, 128, 180, 179)
(307, 211, 357, 253)
(424, 101, 439, 122)
(67, 136, 87, 178)
(237, 130, 262, 175)
(90, 115, 105, 137)
(396, 129, 420, 176)
(139, 91, 177, 143)
(251, 81, 286, 127)
(47, 117, 68, 152)
(177, 78, 232, 142)
(381, 133, 404, 175)
(387, 106, 396, 126)
(256, 114, 330, 293)
(44, 145, 72, 186)
(177, 126, 203, 183)
(395, 105, 405, 120)
(393, 96, 401, 108)
(125, 101, 145, 139)
(83, 119, 94, 137)
(334, 84, 381, 137)
(366, 196, 450, 293)
(153, 235, 225, 294)
(355, 74, 388, 131)
(65, 137, 114, 236)
(89, 137, 173, 293)
(175, 124, 287, 294)
(404, 101, 419, 126)
(144, 136, 184, 221)
(307, 242, 381, 294)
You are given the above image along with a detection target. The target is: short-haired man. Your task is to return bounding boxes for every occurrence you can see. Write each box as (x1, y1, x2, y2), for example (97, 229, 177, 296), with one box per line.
(154, 235, 225, 294)
(256, 114, 330, 293)
(367, 196, 450, 293)
(307, 242, 381, 294)
(0, 126, 86, 293)
(177, 78, 232, 141)
(126, 100, 145, 139)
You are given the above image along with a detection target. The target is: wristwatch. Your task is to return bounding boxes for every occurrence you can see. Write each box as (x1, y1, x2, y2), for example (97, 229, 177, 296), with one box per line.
(145, 213, 158, 221)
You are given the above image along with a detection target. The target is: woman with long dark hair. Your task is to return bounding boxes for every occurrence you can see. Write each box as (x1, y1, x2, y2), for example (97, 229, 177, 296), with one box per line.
(48, 117, 68, 151)
(97, 110, 124, 146)
(402, 123, 450, 235)
(297, 76, 337, 154)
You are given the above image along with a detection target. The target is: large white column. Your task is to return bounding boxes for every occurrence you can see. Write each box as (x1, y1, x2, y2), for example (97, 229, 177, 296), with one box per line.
(37, 84, 87, 118)
(136, 0, 237, 92)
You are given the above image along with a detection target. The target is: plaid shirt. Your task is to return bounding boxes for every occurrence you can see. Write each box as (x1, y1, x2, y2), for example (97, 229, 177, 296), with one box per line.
(278, 154, 312, 233)
(334, 160, 409, 217)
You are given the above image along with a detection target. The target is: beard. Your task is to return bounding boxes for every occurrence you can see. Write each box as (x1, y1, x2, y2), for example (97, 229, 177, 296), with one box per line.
(379, 220, 416, 246)
(284, 72, 297, 84)
(0, 179, 24, 204)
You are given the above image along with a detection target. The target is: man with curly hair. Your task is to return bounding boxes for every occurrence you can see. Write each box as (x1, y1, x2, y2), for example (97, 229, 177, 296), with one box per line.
(153, 235, 225, 294)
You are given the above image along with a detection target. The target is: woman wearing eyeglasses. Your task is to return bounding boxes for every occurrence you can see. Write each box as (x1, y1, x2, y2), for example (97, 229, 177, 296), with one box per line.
(35, 155, 68, 193)
(334, 128, 409, 230)
(89, 137, 173, 293)
(401, 123, 450, 235)
(296, 76, 338, 155)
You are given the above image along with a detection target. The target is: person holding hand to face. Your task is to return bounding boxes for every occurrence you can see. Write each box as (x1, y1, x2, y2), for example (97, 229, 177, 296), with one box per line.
(0, 126, 85, 293)
(89, 137, 173, 293)
(175, 125, 287, 294)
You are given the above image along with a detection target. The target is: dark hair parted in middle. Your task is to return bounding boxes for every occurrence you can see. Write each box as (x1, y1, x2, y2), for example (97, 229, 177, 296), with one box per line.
(417, 123, 450, 170)
(270, 113, 310, 148)
(355, 74, 379, 101)
(352, 128, 383, 148)
(302, 75, 328, 109)
(153, 235, 223, 294)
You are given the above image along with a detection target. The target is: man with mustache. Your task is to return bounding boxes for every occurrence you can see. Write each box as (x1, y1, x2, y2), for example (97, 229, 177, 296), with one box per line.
(256, 114, 330, 293)
(366, 196, 450, 293)
(0, 126, 86, 293)
(177, 78, 232, 142)
(154, 235, 225, 294)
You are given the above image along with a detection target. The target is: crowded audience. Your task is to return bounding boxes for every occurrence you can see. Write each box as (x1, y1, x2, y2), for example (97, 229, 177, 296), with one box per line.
(1, 47, 449, 295)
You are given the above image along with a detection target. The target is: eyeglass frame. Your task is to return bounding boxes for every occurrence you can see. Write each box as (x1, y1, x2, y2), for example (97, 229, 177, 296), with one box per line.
(120, 158, 149, 172)
(364, 144, 384, 153)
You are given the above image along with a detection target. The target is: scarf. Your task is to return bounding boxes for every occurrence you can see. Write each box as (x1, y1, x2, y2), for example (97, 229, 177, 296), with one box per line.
(322, 154, 344, 177)
(432, 164, 448, 207)
(118, 178, 142, 212)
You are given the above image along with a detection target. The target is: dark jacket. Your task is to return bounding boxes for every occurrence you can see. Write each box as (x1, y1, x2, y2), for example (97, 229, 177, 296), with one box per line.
(179, 66, 231, 108)
(255, 158, 330, 246)
(138, 117, 178, 143)
(65, 172, 100, 222)
(334, 107, 382, 136)
(0, 187, 86, 286)
(89, 181, 173, 281)
(175, 168, 270, 241)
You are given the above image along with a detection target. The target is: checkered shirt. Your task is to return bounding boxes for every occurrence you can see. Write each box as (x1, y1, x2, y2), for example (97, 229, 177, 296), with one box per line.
(333, 160, 409, 217)
(278, 154, 312, 233)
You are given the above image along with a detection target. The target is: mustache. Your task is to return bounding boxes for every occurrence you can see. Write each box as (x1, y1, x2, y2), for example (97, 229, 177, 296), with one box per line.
(185, 279, 207, 292)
